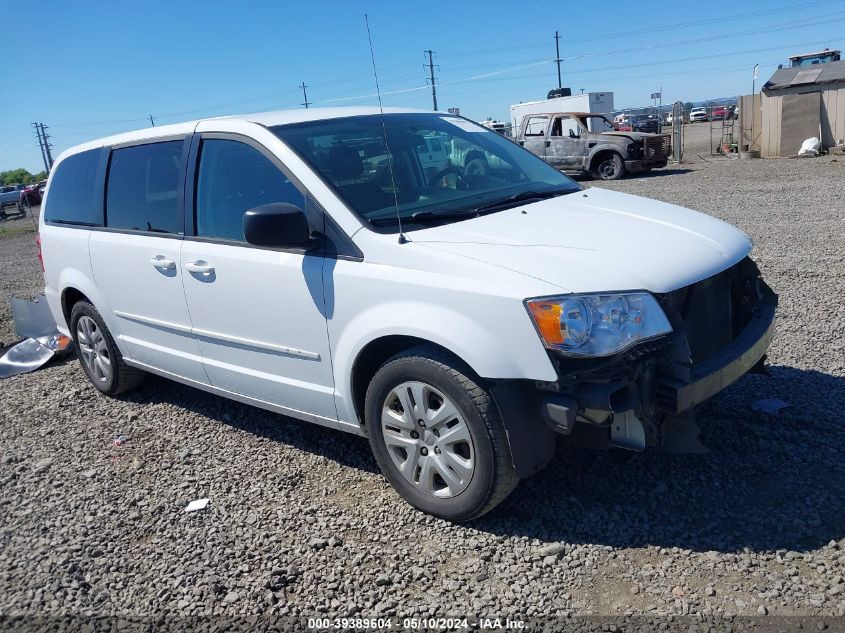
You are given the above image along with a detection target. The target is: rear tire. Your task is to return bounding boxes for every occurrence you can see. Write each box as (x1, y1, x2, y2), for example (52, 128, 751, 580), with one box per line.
(364, 345, 518, 521)
(70, 301, 144, 396)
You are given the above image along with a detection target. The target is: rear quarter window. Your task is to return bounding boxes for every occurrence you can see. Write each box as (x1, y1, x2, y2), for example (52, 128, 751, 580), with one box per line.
(43, 148, 103, 226)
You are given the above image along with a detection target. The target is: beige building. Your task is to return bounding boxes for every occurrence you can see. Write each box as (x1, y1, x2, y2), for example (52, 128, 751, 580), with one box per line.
(756, 59, 845, 157)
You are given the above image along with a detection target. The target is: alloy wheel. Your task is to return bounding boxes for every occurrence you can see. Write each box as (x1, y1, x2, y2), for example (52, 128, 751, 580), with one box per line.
(76, 315, 111, 384)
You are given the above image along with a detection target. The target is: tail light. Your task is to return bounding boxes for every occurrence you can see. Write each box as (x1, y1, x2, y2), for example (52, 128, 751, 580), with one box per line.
(35, 233, 44, 272)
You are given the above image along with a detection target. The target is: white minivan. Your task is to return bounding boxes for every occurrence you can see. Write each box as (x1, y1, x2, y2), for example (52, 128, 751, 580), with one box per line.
(38, 107, 777, 520)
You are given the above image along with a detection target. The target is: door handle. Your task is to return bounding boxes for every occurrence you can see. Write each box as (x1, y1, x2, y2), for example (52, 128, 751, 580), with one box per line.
(185, 261, 215, 275)
(545, 140, 552, 147)
(150, 256, 175, 270)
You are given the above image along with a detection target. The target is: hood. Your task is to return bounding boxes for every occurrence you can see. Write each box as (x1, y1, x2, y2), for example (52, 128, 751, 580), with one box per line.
(600, 131, 659, 142)
(410, 187, 751, 294)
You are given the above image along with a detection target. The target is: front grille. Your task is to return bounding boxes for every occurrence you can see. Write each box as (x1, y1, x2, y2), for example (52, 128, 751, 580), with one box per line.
(643, 134, 670, 160)
(659, 262, 747, 365)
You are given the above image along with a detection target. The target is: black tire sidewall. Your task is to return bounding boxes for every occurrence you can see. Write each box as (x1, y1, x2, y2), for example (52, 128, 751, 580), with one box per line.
(365, 356, 497, 521)
(70, 302, 121, 394)
(596, 154, 624, 180)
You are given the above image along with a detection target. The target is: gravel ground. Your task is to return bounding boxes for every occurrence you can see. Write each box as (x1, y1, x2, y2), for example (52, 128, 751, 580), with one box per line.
(1, 140, 844, 629)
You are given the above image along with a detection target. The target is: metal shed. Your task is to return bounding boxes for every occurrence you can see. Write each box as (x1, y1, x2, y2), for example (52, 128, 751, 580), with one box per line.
(759, 60, 845, 157)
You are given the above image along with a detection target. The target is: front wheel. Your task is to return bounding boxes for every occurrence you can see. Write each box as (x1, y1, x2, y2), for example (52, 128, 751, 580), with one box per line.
(592, 153, 626, 180)
(364, 345, 518, 521)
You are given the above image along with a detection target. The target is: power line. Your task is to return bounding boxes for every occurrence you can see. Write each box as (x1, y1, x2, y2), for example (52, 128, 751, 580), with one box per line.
(434, 0, 838, 59)
(424, 50, 438, 111)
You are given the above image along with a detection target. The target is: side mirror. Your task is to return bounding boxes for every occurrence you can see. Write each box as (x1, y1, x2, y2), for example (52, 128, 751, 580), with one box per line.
(569, 129, 579, 139)
(243, 202, 313, 248)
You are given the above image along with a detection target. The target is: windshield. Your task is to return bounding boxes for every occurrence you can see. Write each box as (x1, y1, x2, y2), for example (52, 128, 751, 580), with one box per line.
(271, 113, 580, 232)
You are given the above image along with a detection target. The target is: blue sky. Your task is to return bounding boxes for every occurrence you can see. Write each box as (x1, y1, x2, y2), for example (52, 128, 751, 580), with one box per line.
(2, 0, 843, 173)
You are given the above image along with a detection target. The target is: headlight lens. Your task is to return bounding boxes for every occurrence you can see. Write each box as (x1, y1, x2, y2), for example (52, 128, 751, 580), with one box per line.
(525, 292, 672, 357)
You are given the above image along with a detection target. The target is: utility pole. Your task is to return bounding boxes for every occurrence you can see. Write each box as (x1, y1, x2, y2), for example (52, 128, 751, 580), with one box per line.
(38, 123, 54, 170)
(299, 82, 311, 109)
(554, 31, 563, 89)
(31, 123, 49, 173)
(424, 50, 438, 111)
(149, 114, 155, 127)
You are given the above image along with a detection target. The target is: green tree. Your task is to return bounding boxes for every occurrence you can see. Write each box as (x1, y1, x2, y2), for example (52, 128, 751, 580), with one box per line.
(0, 168, 36, 185)
(683, 101, 694, 114)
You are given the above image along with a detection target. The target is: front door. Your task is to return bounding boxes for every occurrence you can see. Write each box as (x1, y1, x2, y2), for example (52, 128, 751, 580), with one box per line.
(89, 138, 209, 384)
(180, 136, 337, 423)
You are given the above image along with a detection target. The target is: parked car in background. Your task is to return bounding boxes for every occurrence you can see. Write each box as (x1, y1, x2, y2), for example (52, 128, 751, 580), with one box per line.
(631, 114, 660, 134)
(39, 107, 776, 521)
(514, 112, 670, 180)
(0, 184, 26, 214)
(689, 107, 708, 123)
(22, 183, 42, 206)
(710, 106, 728, 121)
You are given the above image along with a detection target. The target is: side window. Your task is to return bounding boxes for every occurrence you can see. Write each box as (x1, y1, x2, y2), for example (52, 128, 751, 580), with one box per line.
(43, 148, 102, 226)
(524, 116, 549, 136)
(106, 141, 183, 234)
(195, 139, 304, 242)
(553, 117, 581, 138)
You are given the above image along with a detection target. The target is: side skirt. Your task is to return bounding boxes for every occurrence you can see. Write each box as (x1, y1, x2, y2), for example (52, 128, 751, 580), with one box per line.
(123, 358, 365, 437)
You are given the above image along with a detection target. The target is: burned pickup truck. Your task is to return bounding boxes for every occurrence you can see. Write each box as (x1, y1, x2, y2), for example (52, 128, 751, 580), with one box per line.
(513, 112, 670, 180)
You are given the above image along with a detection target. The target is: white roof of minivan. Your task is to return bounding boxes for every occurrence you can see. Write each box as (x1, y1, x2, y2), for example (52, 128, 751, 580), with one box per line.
(56, 106, 429, 162)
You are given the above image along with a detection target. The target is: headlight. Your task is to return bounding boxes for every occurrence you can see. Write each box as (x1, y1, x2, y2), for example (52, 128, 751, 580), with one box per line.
(525, 292, 672, 357)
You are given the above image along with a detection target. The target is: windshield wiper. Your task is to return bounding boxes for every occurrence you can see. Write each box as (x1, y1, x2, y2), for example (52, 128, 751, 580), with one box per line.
(368, 209, 478, 227)
(473, 188, 577, 213)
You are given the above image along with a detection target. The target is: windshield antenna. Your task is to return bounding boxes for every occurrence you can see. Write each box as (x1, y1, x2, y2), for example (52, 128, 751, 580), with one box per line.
(365, 14, 407, 244)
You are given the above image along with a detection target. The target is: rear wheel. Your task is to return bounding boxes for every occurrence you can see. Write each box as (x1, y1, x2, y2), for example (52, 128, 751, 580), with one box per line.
(70, 301, 144, 396)
(364, 345, 518, 521)
(593, 153, 626, 180)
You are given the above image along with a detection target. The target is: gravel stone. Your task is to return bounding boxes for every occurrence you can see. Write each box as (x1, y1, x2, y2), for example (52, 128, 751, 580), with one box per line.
(1, 145, 843, 621)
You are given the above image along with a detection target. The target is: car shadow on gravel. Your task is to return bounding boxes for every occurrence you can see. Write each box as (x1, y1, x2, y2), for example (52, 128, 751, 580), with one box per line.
(124, 373, 379, 475)
(474, 365, 845, 554)
(117, 364, 844, 554)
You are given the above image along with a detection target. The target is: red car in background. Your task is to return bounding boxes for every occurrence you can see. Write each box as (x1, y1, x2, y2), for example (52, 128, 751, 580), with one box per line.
(710, 106, 728, 121)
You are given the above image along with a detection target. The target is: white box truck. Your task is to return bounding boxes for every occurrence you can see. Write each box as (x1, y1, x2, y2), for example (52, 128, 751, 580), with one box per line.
(510, 92, 614, 133)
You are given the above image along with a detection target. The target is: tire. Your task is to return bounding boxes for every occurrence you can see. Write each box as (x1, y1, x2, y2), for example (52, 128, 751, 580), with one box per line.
(364, 344, 518, 521)
(70, 301, 144, 396)
(592, 153, 626, 180)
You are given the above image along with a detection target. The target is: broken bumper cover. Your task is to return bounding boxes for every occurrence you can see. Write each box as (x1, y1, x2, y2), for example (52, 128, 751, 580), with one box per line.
(657, 302, 776, 414)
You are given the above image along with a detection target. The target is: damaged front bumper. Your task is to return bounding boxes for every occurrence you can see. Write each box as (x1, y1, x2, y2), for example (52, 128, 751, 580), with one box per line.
(492, 257, 778, 476)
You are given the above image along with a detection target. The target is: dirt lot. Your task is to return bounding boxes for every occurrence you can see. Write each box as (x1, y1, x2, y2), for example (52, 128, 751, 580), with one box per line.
(1, 144, 844, 628)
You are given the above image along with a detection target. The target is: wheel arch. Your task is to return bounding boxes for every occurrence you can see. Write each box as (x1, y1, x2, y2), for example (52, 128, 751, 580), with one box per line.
(350, 335, 461, 428)
(55, 271, 128, 356)
(61, 287, 93, 327)
(588, 146, 625, 171)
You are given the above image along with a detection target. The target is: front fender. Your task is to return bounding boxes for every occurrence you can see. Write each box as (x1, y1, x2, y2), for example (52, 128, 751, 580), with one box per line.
(330, 299, 557, 425)
(587, 143, 627, 168)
